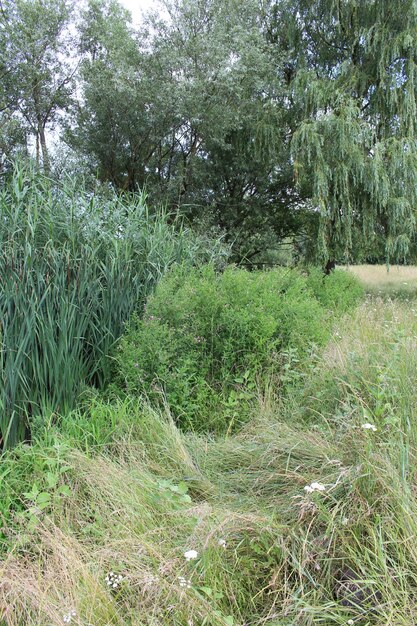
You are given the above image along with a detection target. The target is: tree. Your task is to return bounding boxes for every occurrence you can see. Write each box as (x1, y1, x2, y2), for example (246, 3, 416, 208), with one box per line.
(71, 0, 308, 261)
(0, 0, 76, 171)
(66, 0, 417, 264)
(285, 0, 417, 262)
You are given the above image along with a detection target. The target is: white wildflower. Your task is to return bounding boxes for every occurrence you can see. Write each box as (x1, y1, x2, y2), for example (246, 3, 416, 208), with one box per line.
(361, 423, 377, 432)
(347, 620, 354, 625)
(218, 538, 227, 548)
(63, 610, 76, 624)
(304, 482, 326, 494)
(178, 576, 192, 588)
(105, 571, 124, 590)
(184, 549, 198, 561)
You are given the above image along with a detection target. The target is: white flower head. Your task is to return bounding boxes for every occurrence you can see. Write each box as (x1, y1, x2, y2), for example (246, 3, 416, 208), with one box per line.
(105, 571, 124, 590)
(304, 482, 326, 494)
(347, 620, 354, 625)
(178, 576, 192, 588)
(218, 538, 226, 548)
(361, 423, 377, 432)
(184, 549, 198, 561)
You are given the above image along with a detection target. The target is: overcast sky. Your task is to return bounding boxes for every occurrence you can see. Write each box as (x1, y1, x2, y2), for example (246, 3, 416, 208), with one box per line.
(119, 0, 160, 25)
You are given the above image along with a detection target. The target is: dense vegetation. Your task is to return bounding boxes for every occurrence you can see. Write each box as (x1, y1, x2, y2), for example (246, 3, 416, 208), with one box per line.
(4, 286, 417, 625)
(116, 265, 362, 431)
(2, 0, 417, 263)
(0, 164, 226, 447)
(2, 0, 417, 624)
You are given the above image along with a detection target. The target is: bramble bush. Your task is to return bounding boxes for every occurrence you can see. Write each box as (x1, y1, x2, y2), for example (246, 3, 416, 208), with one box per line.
(116, 265, 363, 432)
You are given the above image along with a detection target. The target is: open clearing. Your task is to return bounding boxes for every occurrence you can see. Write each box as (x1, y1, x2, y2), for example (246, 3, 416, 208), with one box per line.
(343, 264, 417, 294)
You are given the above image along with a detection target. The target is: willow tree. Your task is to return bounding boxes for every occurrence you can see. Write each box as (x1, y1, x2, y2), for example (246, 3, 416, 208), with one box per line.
(284, 0, 417, 262)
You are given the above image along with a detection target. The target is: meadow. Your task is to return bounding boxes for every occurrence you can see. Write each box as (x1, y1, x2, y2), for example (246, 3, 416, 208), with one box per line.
(1, 225, 417, 625)
(1, 167, 417, 625)
(344, 264, 417, 296)
(2, 0, 417, 622)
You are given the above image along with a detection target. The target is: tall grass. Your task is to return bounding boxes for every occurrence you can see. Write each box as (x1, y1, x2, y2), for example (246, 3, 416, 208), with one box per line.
(2, 295, 417, 624)
(342, 264, 417, 296)
(0, 162, 226, 447)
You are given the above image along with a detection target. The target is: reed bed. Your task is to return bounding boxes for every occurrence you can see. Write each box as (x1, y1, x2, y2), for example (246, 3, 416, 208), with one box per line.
(0, 163, 224, 447)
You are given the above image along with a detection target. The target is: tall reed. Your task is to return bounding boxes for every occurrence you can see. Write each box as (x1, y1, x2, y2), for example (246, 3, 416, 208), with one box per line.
(0, 163, 225, 447)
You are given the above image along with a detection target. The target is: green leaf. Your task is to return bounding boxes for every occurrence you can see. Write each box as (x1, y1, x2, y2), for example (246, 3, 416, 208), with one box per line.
(199, 586, 213, 597)
(36, 492, 51, 504)
(23, 484, 39, 500)
(176, 481, 189, 495)
(46, 472, 58, 488)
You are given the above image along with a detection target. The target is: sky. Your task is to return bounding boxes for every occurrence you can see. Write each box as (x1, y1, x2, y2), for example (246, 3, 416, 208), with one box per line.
(119, 0, 159, 25)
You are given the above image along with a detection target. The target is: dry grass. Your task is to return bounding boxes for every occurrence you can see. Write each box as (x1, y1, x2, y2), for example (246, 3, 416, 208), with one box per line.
(3, 298, 417, 624)
(342, 264, 417, 293)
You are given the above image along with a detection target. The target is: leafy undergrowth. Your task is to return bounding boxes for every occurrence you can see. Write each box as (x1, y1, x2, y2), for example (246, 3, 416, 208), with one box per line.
(115, 265, 363, 432)
(1, 297, 417, 625)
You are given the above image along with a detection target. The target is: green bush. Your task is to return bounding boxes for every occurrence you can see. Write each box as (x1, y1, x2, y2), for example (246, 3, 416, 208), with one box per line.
(306, 267, 364, 313)
(116, 265, 342, 432)
(0, 162, 227, 448)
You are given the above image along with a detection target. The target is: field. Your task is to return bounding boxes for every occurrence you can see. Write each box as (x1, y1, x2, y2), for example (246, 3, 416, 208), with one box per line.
(1, 280, 417, 625)
(0, 174, 414, 625)
(343, 264, 417, 295)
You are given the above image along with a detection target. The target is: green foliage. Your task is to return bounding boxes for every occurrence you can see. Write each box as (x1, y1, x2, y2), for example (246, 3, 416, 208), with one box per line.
(116, 265, 359, 431)
(3, 0, 417, 262)
(0, 0, 76, 170)
(3, 297, 417, 625)
(67, 0, 306, 263)
(0, 163, 227, 448)
(290, 0, 417, 262)
(306, 268, 365, 314)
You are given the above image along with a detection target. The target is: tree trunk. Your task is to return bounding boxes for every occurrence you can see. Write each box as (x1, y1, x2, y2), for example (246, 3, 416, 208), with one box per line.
(38, 121, 50, 174)
(35, 132, 40, 166)
(324, 259, 336, 275)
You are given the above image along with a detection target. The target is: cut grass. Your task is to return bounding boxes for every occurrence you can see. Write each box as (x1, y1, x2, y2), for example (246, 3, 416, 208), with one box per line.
(1, 297, 417, 624)
(343, 264, 417, 296)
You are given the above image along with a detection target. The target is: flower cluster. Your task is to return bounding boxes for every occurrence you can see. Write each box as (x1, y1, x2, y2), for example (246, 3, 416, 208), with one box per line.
(105, 571, 124, 589)
(304, 482, 326, 494)
(178, 576, 192, 588)
(362, 423, 377, 432)
(63, 609, 76, 624)
(184, 549, 198, 561)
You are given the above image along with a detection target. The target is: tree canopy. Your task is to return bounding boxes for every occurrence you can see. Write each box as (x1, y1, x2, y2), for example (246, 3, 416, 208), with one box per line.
(2, 0, 417, 264)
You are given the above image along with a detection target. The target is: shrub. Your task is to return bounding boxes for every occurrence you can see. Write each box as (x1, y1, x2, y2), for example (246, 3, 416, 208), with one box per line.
(116, 265, 338, 432)
(0, 162, 227, 447)
(306, 267, 364, 313)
